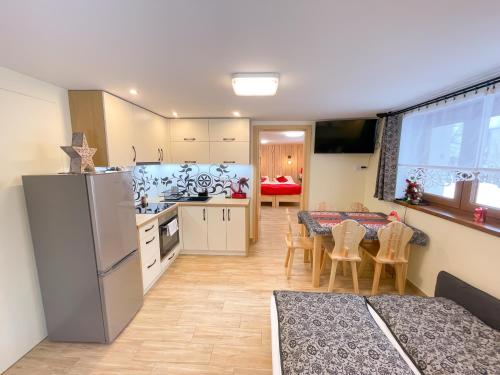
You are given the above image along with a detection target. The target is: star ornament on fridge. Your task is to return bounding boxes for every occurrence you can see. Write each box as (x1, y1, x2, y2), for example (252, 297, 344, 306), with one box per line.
(61, 132, 97, 173)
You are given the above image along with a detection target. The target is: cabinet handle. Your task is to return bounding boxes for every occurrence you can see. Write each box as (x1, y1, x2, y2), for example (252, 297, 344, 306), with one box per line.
(160, 148, 164, 161)
(223, 138, 236, 142)
(167, 252, 176, 261)
(145, 224, 155, 232)
(184, 137, 196, 141)
(132, 145, 136, 162)
(158, 148, 161, 162)
(228, 208, 231, 222)
(147, 258, 157, 269)
(223, 161, 236, 164)
(146, 236, 156, 245)
(203, 208, 206, 221)
(222, 209, 225, 221)
(185, 160, 196, 164)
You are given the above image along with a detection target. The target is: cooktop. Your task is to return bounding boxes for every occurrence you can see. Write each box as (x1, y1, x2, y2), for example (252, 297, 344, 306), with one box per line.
(135, 202, 176, 214)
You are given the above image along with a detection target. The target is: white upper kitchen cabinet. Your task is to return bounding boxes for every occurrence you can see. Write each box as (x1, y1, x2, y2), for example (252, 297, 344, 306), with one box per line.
(171, 141, 210, 164)
(209, 142, 250, 164)
(132, 106, 161, 163)
(150, 116, 171, 163)
(102, 92, 138, 166)
(170, 119, 209, 142)
(226, 207, 247, 252)
(181, 206, 208, 251)
(208, 119, 250, 142)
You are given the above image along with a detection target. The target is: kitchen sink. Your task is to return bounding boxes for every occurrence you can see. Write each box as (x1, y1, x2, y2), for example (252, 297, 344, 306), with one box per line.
(162, 196, 211, 203)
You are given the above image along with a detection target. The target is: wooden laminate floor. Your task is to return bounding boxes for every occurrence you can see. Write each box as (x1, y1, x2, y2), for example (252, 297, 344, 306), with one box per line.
(6, 206, 418, 375)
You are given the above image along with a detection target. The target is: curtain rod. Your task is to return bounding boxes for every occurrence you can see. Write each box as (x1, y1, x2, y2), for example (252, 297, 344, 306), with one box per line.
(376, 75, 500, 118)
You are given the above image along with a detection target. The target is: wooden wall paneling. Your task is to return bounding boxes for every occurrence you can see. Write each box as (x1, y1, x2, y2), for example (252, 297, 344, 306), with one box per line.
(262, 143, 304, 183)
(68, 90, 108, 166)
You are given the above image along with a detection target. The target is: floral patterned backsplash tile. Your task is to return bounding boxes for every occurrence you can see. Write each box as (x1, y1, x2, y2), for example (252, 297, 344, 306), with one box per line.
(132, 164, 252, 202)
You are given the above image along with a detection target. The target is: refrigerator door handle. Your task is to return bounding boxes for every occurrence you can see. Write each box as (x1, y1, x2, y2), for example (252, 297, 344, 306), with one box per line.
(98, 249, 138, 277)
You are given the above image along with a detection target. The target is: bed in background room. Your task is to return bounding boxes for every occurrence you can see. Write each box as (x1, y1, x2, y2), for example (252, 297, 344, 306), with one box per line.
(260, 175, 302, 207)
(271, 271, 500, 375)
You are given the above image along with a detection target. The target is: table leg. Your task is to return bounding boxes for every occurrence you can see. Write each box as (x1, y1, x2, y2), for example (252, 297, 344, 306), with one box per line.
(312, 236, 322, 287)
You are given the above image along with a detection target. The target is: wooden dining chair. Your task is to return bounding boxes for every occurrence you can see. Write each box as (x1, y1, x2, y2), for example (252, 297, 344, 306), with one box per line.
(284, 212, 314, 278)
(362, 221, 414, 295)
(321, 219, 366, 293)
(349, 202, 370, 212)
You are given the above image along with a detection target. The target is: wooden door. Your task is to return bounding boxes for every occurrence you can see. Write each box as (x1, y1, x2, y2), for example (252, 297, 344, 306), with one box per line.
(181, 206, 208, 251)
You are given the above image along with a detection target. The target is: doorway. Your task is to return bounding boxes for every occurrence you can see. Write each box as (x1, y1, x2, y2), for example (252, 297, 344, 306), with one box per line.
(251, 125, 312, 241)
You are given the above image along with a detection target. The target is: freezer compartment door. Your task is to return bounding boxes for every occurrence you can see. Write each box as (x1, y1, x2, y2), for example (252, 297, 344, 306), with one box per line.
(99, 250, 143, 342)
(87, 172, 138, 272)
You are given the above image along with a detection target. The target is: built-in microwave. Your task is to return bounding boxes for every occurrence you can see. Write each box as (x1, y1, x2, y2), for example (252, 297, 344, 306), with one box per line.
(158, 207, 179, 262)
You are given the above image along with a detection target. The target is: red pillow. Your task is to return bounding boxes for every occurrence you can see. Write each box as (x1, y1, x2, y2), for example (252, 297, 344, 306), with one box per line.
(276, 176, 288, 183)
(260, 177, 266, 182)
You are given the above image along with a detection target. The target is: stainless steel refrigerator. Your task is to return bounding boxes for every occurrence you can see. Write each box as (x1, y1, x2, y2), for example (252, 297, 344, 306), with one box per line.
(23, 171, 143, 343)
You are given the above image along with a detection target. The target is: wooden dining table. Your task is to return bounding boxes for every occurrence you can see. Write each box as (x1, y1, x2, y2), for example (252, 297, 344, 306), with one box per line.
(297, 211, 428, 287)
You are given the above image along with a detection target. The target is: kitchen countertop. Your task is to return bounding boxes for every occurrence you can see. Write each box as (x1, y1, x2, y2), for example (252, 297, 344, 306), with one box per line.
(135, 197, 250, 228)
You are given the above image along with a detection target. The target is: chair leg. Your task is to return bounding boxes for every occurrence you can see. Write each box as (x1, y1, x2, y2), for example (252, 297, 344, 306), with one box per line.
(327, 260, 339, 292)
(284, 247, 291, 268)
(286, 248, 295, 279)
(395, 264, 405, 295)
(371, 262, 382, 295)
(381, 264, 387, 279)
(342, 261, 348, 276)
(402, 263, 408, 290)
(320, 251, 328, 273)
(350, 261, 359, 294)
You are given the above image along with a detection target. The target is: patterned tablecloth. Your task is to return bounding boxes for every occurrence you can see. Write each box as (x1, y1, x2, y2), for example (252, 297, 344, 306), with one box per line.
(297, 211, 428, 246)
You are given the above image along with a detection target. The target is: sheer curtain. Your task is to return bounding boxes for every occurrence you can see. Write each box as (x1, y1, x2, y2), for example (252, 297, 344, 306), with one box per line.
(395, 88, 500, 199)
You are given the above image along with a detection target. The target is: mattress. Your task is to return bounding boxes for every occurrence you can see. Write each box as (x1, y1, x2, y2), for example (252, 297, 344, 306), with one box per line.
(261, 183, 302, 195)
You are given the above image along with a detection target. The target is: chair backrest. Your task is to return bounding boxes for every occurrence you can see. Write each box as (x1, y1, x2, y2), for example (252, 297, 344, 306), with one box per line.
(331, 219, 366, 258)
(349, 202, 369, 212)
(376, 221, 414, 262)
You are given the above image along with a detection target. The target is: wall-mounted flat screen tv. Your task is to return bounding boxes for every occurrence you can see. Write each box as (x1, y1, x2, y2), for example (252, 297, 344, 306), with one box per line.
(314, 119, 377, 153)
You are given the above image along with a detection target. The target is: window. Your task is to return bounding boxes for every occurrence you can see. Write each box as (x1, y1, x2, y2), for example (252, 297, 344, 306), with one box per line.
(396, 89, 500, 218)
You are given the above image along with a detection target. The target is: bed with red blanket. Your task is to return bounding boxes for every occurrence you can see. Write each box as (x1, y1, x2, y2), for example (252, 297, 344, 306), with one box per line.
(260, 176, 302, 207)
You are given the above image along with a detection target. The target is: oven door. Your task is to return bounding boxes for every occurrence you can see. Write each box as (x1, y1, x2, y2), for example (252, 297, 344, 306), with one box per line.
(158, 215, 180, 261)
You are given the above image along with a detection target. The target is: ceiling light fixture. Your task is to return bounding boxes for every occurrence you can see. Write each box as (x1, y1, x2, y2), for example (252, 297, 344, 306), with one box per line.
(172, 111, 179, 118)
(232, 111, 241, 117)
(232, 73, 280, 96)
(129, 88, 138, 95)
(284, 131, 304, 138)
(260, 139, 270, 144)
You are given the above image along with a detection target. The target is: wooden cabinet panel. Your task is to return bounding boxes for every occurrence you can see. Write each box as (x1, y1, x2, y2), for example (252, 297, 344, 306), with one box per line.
(181, 206, 208, 251)
(226, 207, 246, 252)
(209, 119, 250, 142)
(171, 119, 209, 142)
(171, 141, 210, 164)
(207, 207, 226, 251)
(209, 142, 249, 164)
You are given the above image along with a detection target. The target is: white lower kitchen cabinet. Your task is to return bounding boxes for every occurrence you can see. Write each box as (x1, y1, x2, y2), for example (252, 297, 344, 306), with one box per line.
(137, 218, 162, 293)
(180, 206, 209, 251)
(226, 207, 247, 252)
(181, 204, 248, 255)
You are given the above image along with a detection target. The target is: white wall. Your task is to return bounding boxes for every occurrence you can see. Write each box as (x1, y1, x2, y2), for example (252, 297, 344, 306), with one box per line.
(252, 121, 370, 209)
(0, 67, 71, 372)
(363, 140, 500, 298)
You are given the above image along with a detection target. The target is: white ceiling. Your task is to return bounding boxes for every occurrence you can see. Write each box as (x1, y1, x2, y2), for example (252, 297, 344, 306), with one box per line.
(1, 1, 500, 120)
(261, 131, 305, 144)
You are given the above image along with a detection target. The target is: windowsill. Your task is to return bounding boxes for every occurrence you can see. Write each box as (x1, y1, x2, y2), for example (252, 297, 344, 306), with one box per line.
(394, 200, 500, 238)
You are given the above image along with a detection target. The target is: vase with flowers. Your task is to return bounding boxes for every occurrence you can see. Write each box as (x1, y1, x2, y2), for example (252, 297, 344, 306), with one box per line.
(404, 179, 424, 205)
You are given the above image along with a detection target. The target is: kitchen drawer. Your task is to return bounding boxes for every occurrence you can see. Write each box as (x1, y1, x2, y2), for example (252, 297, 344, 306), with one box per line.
(140, 233, 160, 263)
(162, 246, 180, 271)
(141, 254, 161, 292)
(138, 219, 158, 240)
